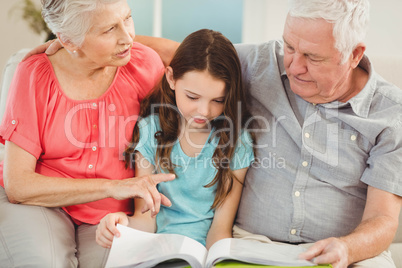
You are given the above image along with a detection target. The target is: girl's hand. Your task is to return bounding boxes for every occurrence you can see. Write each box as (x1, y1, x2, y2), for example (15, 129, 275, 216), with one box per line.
(96, 212, 129, 248)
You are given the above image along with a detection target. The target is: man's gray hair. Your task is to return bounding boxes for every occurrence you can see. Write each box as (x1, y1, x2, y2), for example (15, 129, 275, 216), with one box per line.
(288, 0, 370, 64)
(41, 0, 120, 47)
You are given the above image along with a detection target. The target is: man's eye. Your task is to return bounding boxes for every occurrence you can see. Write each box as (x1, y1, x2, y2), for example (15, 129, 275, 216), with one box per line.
(286, 46, 294, 52)
(309, 57, 322, 63)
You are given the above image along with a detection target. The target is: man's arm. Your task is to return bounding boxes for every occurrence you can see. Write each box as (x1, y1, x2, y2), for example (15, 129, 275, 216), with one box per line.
(134, 35, 180, 67)
(22, 35, 180, 66)
(300, 186, 401, 268)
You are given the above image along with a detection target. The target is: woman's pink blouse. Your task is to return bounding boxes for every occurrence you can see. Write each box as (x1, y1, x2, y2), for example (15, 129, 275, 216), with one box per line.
(0, 43, 164, 224)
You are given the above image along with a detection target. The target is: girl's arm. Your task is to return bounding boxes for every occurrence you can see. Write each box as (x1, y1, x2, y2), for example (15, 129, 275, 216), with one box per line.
(205, 167, 249, 249)
(127, 152, 158, 233)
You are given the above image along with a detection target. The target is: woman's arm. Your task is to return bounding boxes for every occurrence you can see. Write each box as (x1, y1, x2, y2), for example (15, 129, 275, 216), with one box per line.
(3, 141, 174, 209)
(205, 167, 248, 249)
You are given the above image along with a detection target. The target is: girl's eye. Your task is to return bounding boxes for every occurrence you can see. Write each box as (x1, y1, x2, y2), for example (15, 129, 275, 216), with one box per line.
(186, 95, 198, 100)
(214, 99, 225, 104)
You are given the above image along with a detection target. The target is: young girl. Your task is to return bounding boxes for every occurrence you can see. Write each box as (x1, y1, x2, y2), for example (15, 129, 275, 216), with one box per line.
(96, 29, 254, 249)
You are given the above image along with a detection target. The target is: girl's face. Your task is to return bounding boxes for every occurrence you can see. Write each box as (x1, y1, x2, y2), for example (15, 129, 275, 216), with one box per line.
(166, 68, 226, 130)
(76, 0, 135, 67)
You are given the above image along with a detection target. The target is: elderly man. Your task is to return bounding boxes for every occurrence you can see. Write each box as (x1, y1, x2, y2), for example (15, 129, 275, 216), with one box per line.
(231, 1, 401, 267)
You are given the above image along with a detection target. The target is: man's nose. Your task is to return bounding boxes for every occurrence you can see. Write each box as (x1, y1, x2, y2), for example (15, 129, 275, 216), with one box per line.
(288, 53, 308, 75)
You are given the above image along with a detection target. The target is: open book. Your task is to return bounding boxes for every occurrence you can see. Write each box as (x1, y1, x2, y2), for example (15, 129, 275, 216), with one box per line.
(105, 225, 331, 268)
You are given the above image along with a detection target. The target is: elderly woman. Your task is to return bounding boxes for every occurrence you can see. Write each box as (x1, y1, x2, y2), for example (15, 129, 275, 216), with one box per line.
(0, 0, 175, 266)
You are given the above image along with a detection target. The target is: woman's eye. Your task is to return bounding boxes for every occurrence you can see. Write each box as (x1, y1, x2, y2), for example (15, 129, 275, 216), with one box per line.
(105, 27, 114, 33)
(214, 99, 225, 104)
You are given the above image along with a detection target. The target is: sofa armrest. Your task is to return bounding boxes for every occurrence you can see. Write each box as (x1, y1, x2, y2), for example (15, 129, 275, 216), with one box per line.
(0, 49, 31, 162)
(0, 49, 30, 121)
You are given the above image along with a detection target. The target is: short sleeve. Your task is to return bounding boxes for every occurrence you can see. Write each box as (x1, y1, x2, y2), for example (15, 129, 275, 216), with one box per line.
(134, 115, 159, 166)
(0, 55, 47, 159)
(230, 130, 255, 170)
(362, 122, 402, 196)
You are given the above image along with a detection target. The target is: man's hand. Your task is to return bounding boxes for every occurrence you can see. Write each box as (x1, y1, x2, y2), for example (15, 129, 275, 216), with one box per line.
(22, 39, 63, 61)
(299, 237, 349, 268)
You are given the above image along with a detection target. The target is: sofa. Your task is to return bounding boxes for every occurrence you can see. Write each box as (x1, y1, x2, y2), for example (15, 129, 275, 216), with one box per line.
(0, 49, 401, 267)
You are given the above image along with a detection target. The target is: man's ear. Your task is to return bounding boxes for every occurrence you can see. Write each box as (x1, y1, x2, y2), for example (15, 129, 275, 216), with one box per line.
(351, 43, 366, 69)
(165, 66, 176, 90)
(56, 33, 79, 54)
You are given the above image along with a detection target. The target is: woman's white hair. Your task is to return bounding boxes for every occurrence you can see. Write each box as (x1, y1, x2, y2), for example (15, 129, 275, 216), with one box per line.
(288, 0, 370, 63)
(41, 0, 120, 47)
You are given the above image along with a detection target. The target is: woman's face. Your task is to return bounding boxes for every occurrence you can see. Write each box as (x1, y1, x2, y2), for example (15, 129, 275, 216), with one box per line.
(79, 0, 135, 67)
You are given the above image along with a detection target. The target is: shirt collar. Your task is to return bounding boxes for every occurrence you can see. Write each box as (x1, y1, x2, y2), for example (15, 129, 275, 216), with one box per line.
(340, 55, 376, 118)
(282, 55, 376, 118)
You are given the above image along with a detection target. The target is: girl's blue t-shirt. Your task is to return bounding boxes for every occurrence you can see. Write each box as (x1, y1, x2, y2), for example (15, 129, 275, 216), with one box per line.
(135, 114, 254, 246)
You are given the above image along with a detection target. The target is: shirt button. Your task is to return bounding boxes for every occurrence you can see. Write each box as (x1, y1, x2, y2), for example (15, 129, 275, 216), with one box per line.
(350, 135, 357, 141)
(92, 103, 97, 108)
(11, 120, 16, 125)
(302, 161, 308, 167)
(290, 229, 297, 235)
(92, 146, 97, 151)
(294, 191, 301, 197)
(304, 133, 310, 138)
(93, 124, 97, 129)
(88, 164, 94, 169)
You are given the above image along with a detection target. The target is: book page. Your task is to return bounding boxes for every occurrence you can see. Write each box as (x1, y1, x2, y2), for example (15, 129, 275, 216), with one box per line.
(206, 238, 315, 267)
(105, 224, 208, 268)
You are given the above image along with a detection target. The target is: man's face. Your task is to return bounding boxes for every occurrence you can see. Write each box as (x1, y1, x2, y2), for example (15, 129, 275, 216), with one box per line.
(283, 15, 355, 104)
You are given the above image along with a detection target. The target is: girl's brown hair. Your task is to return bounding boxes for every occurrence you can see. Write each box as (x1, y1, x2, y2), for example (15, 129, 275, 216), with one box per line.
(125, 29, 252, 208)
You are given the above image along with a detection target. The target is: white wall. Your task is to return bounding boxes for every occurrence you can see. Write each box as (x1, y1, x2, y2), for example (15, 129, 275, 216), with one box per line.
(0, 0, 44, 87)
(242, 0, 402, 59)
(1, 0, 402, 86)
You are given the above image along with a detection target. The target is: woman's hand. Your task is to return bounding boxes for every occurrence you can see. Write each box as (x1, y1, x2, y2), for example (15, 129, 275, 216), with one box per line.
(96, 212, 129, 248)
(111, 173, 174, 217)
(22, 39, 63, 61)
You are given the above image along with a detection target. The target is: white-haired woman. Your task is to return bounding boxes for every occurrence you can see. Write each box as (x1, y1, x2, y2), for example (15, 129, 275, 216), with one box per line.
(0, 0, 176, 266)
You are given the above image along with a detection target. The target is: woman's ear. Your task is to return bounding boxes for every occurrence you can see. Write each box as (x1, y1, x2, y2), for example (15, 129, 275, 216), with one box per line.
(56, 33, 79, 55)
(165, 66, 176, 90)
